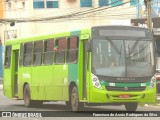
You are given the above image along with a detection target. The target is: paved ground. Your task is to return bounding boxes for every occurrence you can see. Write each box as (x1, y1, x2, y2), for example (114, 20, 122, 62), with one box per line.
(0, 78, 2, 89)
(0, 78, 2, 85)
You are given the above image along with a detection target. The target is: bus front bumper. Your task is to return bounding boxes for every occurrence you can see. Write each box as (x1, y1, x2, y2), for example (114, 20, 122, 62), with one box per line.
(89, 87, 156, 103)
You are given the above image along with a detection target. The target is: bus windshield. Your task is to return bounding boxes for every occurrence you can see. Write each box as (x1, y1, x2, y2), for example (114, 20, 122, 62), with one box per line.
(92, 39, 155, 77)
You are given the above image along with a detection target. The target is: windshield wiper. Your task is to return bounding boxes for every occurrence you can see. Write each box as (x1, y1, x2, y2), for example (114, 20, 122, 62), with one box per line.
(130, 41, 139, 54)
(130, 43, 149, 57)
(106, 37, 121, 55)
(128, 38, 140, 55)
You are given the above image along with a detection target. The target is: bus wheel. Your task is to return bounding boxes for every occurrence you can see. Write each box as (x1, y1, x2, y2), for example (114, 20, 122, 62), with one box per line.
(24, 84, 33, 107)
(70, 86, 84, 111)
(125, 102, 138, 111)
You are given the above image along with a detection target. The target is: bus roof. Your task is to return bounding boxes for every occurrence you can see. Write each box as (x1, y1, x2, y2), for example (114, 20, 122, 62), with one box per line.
(5, 28, 90, 45)
(5, 25, 151, 45)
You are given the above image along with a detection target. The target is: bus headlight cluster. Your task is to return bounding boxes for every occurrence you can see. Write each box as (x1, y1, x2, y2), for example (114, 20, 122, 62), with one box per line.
(92, 74, 102, 89)
(150, 76, 156, 89)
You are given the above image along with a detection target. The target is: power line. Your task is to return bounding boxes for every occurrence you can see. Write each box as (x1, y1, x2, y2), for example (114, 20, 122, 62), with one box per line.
(18, 0, 132, 22)
(0, 0, 136, 24)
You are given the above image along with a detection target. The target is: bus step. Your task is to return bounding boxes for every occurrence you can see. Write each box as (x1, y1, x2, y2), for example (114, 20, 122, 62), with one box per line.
(12, 97, 18, 100)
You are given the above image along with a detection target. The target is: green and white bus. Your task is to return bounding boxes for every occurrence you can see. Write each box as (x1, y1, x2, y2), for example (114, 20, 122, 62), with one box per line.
(3, 25, 156, 111)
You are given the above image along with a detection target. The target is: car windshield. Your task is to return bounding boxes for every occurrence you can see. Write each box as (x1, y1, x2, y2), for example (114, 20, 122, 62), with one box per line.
(92, 39, 155, 77)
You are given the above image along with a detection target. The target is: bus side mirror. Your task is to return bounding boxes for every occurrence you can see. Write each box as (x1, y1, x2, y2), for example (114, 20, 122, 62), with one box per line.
(87, 40, 93, 52)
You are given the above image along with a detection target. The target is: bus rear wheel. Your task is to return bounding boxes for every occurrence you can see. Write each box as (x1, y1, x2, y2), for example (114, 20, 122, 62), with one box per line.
(24, 84, 34, 107)
(125, 102, 138, 111)
(70, 86, 84, 111)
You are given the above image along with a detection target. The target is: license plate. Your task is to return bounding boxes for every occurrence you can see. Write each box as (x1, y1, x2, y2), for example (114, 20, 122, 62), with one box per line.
(119, 94, 130, 98)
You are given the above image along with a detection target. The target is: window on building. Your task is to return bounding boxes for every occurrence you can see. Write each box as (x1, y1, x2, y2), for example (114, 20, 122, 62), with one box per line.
(46, 0, 59, 8)
(80, 0, 92, 7)
(33, 0, 45, 8)
(33, 0, 59, 9)
(33, 41, 43, 66)
(130, 0, 136, 6)
(19, 44, 23, 66)
(67, 36, 79, 63)
(55, 38, 67, 64)
(44, 39, 54, 65)
(111, 0, 122, 7)
(4, 46, 12, 68)
(23, 42, 33, 66)
(99, 0, 110, 7)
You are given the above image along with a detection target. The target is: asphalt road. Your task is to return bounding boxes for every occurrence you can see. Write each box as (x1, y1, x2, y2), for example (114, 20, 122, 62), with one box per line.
(0, 85, 160, 120)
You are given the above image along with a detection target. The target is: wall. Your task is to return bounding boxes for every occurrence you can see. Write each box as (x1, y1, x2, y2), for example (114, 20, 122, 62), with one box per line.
(0, 0, 3, 18)
(2, 0, 136, 38)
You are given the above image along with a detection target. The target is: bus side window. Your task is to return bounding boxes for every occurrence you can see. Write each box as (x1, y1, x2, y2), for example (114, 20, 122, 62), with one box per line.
(44, 39, 54, 65)
(4, 46, 12, 68)
(55, 38, 66, 64)
(67, 36, 79, 63)
(23, 42, 33, 66)
(33, 41, 43, 66)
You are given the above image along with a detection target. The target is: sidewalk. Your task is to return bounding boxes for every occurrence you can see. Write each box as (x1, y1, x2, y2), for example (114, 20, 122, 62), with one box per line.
(0, 78, 2, 89)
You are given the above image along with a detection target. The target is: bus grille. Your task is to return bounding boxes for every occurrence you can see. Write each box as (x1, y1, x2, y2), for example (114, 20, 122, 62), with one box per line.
(106, 86, 146, 92)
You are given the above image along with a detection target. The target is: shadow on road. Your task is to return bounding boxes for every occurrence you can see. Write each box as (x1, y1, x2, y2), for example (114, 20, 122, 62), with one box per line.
(6, 103, 125, 117)
(8, 102, 125, 112)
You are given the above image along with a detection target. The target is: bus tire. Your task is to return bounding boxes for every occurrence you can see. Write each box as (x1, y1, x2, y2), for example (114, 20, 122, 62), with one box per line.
(23, 84, 34, 107)
(125, 102, 138, 111)
(70, 86, 84, 111)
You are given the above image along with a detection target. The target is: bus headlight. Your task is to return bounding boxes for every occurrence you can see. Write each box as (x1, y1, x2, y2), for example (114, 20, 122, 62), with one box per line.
(92, 74, 102, 89)
(150, 76, 156, 89)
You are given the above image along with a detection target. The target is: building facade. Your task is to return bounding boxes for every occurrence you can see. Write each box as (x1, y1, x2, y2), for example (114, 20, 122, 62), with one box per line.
(2, 0, 137, 44)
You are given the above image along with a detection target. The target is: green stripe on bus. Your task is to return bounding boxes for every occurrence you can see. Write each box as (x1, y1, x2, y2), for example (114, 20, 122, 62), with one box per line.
(68, 64, 78, 84)
(101, 81, 150, 87)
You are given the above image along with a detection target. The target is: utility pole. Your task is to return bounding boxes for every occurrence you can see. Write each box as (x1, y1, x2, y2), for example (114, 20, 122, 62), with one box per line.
(144, 0, 152, 30)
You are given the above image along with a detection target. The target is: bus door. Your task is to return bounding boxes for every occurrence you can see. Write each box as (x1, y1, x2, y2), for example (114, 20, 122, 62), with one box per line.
(12, 50, 19, 97)
(80, 34, 90, 100)
(82, 40, 88, 99)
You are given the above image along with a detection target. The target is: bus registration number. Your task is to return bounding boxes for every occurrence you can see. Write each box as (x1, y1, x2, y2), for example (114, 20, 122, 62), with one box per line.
(119, 94, 130, 98)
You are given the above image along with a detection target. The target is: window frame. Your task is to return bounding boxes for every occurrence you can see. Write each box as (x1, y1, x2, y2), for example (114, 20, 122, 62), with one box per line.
(80, 0, 92, 7)
(33, 40, 43, 66)
(99, 0, 110, 7)
(43, 39, 55, 65)
(23, 42, 33, 67)
(4, 45, 12, 68)
(66, 36, 79, 64)
(111, 0, 122, 7)
(54, 37, 67, 64)
(33, 0, 45, 9)
(33, 0, 59, 9)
